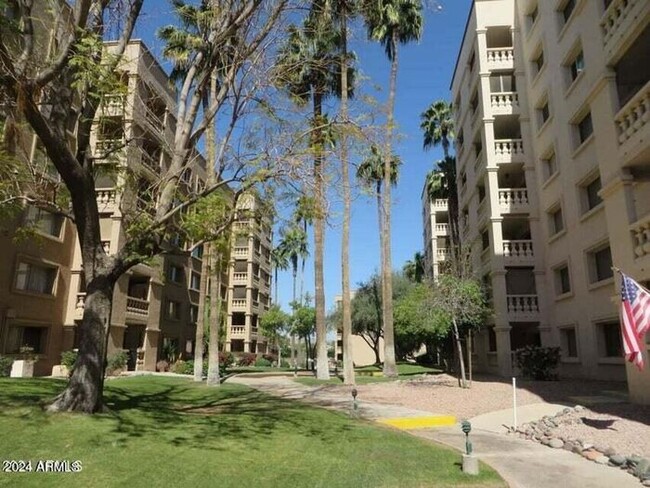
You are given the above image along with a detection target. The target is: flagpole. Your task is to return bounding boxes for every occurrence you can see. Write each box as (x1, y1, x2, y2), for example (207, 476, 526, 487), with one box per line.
(613, 266, 650, 294)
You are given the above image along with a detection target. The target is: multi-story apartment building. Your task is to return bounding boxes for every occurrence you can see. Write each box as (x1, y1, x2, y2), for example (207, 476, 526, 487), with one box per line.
(421, 189, 452, 280)
(224, 194, 273, 354)
(334, 291, 384, 367)
(451, 0, 650, 402)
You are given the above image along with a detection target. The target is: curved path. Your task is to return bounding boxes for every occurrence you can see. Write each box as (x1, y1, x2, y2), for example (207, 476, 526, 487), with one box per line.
(228, 375, 640, 488)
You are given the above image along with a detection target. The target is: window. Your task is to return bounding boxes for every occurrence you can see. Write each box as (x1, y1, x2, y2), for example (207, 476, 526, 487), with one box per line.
(576, 112, 593, 145)
(581, 176, 602, 213)
(489, 72, 516, 93)
(167, 265, 183, 284)
(537, 100, 550, 128)
(533, 50, 544, 75)
(481, 229, 490, 250)
(541, 151, 557, 181)
(598, 322, 622, 358)
(166, 300, 181, 320)
(548, 206, 564, 235)
(588, 245, 613, 284)
(469, 50, 476, 72)
(190, 272, 201, 290)
(560, 328, 578, 358)
(470, 91, 479, 114)
(5, 325, 48, 354)
(554, 265, 571, 295)
(569, 51, 584, 82)
(14, 261, 57, 295)
(190, 304, 199, 323)
(191, 245, 204, 259)
(561, 0, 576, 23)
(488, 328, 497, 352)
(478, 185, 486, 203)
(25, 206, 64, 238)
(528, 5, 539, 28)
(460, 171, 467, 188)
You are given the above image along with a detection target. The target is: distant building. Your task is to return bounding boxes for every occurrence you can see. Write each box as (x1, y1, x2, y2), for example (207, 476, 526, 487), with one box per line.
(334, 292, 384, 367)
(421, 190, 451, 280)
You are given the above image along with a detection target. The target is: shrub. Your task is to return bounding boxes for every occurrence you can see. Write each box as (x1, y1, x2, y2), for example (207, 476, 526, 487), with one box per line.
(236, 352, 257, 366)
(106, 350, 129, 376)
(280, 359, 290, 369)
(219, 352, 234, 369)
(171, 360, 194, 375)
(254, 357, 271, 367)
(514, 346, 561, 381)
(262, 353, 277, 364)
(0, 356, 12, 377)
(156, 360, 170, 372)
(60, 350, 78, 376)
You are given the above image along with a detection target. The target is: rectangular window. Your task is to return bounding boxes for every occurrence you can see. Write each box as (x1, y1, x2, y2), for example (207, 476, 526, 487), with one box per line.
(560, 328, 578, 358)
(562, 0, 576, 23)
(548, 206, 564, 235)
(577, 112, 593, 145)
(481, 229, 490, 250)
(537, 101, 550, 127)
(191, 245, 204, 259)
(14, 261, 57, 295)
(167, 265, 183, 284)
(5, 325, 48, 354)
(583, 177, 602, 212)
(190, 305, 199, 323)
(588, 245, 613, 283)
(555, 265, 571, 295)
(569, 51, 584, 82)
(528, 5, 539, 28)
(489, 72, 516, 92)
(542, 151, 557, 181)
(599, 322, 622, 358)
(166, 300, 181, 320)
(533, 50, 544, 75)
(25, 206, 64, 238)
(190, 272, 201, 291)
(488, 328, 497, 352)
(470, 91, 479, 114)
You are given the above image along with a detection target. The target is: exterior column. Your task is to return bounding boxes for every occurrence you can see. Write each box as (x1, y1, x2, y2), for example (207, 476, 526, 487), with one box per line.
(107, 324, 127, 357)
(491, 269, 512, 376)
(495, 326, 513, 377)
(244, 341, 250, 353)
(225, 341, 232, 352)
(140, 328, 159, 371)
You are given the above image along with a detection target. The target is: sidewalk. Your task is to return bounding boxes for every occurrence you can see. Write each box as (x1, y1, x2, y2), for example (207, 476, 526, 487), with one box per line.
(228, 375, 640, 488)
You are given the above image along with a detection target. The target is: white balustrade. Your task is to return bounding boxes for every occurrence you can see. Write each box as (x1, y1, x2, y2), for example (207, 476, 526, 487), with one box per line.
(601, 0, 642, 44)
(96, 189, 117, 205)
(490, 92, 519, 111)
(436, 248, 450, 260)
(232, 298, 247, 308)
(615, 80, 650, 146)
(233, 272, 248, 282)
(507, 295, 539, 315)
(230, 326, 245, 335)
(75, 293, 86, 309)
(233, 247, 249, 256)
(498, 188, 529, 210)
(631, 213, 650, 259)
(434, 223, 449, 234)
(432, 199, 448, 210)
(126, 296, 149, 316)
(503, 240, 534, 260)
(486, 47, 514, 67)
(494, 139, 524, 162)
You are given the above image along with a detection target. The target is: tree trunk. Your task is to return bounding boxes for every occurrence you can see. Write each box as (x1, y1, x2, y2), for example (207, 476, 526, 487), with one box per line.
(373, 342, 381, 366)
(290, 268, 297, 368)
(313, 91, 329, 380)
(468, 330, 473, 388)
(381, 35, 399, 378)
(48, 274, 115, 413)
(339, 10, 355, 386)
(452, 318, 467, 388)
(193, 245, 210, 381)
(206, 246, 222, 386)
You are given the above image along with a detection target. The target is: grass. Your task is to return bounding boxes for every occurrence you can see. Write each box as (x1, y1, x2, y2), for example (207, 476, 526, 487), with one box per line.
(0, 376, 503, 488)
(294, 362, 442, 387)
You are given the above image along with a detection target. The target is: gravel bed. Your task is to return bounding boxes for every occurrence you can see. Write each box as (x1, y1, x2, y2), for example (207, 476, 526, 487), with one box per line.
(320, 373, 650, 457)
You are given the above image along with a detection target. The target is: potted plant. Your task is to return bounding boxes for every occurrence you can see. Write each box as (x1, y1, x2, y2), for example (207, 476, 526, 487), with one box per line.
(10, 346, 36, 378)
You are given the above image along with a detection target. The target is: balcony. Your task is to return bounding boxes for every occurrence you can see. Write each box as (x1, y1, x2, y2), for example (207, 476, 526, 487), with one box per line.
(431, 199, 448, 211)
(101, 95, 125, 117)
(434, 223, 449, 235)
(436, 248, 450, 261)
(474, 151, 484, 174)
(506, 294, 539, 320)
(232, 298, 247, 310)
(74, 293, 86, 320)
(233, 247, 249, 258)
(632, 213, 650, 260)
(139, 151, 160, 172)
(490, 92, 519, 115)
(101, 240, 111, 254)
(96, 189, 117, 212)
(614, 80, 649, 160)
(230, 326, 246, 337)
(502, 240, 534, 265)
(601, 0, 649, 60)
(486, 48, 514, 70)
(498, 188, 529, 213)
(494, 139, 525, 164)
(126, 296, 150, 319)
(233, 272, 248, 284)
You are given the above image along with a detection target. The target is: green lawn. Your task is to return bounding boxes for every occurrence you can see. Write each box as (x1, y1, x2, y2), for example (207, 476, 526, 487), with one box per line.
(295, 362, 442, 386)
(0, 376, 503, 488)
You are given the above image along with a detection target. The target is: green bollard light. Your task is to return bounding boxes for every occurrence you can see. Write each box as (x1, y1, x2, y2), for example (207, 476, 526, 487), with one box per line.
(461, 420, 473, 455)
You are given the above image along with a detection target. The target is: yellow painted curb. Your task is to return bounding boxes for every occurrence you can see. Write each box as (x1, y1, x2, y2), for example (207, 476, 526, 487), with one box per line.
(377, 415, 457, 430)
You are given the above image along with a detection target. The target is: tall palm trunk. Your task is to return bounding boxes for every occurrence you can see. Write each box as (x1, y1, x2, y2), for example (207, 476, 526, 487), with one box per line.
(339, 9, 355, 385)
(381, 34, 399, 378)
(291, 267, 297, 368)
(193, 244, 209, 381)
(313, 90, 329, 380)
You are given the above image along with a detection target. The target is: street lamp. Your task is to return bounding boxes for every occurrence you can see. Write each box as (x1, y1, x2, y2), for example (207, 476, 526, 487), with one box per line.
(351, 388, 358, 411)
(461, 420, 478, 475)
(461, 420, 472, 455)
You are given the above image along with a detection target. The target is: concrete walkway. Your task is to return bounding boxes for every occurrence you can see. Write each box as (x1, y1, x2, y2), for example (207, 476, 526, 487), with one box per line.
(228, 375, 640, 488)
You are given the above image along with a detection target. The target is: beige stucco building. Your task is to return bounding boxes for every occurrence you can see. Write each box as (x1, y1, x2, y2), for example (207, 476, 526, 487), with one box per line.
(450, 0, 650, 402)
(334, 292, 385, 367)
(421, 191, 452, 280)
(224, 194, 273, 354)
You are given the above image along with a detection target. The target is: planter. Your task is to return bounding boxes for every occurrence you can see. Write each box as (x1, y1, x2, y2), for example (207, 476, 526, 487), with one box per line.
(51, 365, 70, 377)
(10, 360, 35, 378)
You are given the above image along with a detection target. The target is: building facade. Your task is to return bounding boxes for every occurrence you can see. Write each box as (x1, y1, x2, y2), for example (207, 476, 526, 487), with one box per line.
(224, 194, 273, 354)
(421, 189, 452, 280)
(451, 0, 650, 401)
(334, 292, 385, 367)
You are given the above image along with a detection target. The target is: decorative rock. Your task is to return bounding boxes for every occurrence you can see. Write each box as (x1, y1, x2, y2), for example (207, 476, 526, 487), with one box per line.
(582, 442, 594, 451)
(541, 437, 551, 446)
(604, 447, 616, 457)
(609, 455, 626, 466)
(634, 459, 650, 478)
(572, 445, 584, 455)
(563, 407, 572, 414)
(642, 480, 650, 487)
(549, 439, 564, 449)
(574, 405, 585, 412)
(594, 456, 609, 465)
(628, 456, 642, 468)
(583, 450, 601, 461)
(595, 445, 607, 454)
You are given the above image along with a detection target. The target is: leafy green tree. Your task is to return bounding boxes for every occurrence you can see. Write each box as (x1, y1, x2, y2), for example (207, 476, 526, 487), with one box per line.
(291, 302, 317, 369)
(260, 305, 291, 368)
(403, 252, 425, 283)
(362, 0, 424, 378)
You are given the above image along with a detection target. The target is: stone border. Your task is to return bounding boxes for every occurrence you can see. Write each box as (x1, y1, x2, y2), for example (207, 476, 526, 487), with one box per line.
(506, 405, 650, 486)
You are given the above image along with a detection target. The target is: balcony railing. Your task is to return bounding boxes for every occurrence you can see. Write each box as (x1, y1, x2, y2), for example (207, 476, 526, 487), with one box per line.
(126, 296, 149, 316)
(233, 272, 248, 282)
(503, 240, 534, 262)
(614, 80, 650, 147)
(490, 92, 519, 113)
(632, 213, 650, 260)
(233, 247, 249, 257)
(436, 248, 450, 260)
(494, 139, 525, 163)
(140, 151, 160, 171)
(507, 294, 539, 315)
(96, 189, 117, 206)
(432, 199, 447, 210)
(101, 240, 111, 254)
(230, 326, 245, 336)
(498, 188, 529, 212)
(486, 47, 514, 69)
(601, 0, 644, 48)
(434, 223, 449, 234)
(75, 292, 86, 310)
(232, 298, 247, 309)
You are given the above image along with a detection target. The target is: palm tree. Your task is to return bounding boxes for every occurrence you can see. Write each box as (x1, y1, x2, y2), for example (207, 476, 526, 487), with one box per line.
(277, 6, 343, 380)
(363, 0, 423, 378)
(420, 100, 454, 158)
(270, 246, 290, 305)
(403, 252, 425, 283)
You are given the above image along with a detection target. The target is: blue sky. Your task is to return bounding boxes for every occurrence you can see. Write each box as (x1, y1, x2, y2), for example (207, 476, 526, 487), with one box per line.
(134, 0, 472, 313)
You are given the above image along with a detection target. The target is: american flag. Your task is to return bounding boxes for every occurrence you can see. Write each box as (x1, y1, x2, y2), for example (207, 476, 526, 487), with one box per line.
(620, 272, 650, 370)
